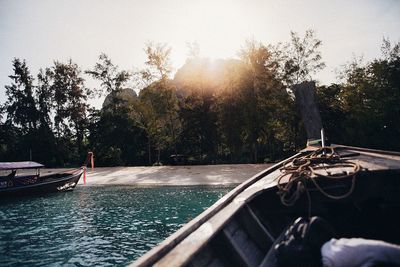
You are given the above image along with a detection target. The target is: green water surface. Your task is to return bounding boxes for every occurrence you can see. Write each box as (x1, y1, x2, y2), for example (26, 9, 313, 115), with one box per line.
(0, 185, 234, 266)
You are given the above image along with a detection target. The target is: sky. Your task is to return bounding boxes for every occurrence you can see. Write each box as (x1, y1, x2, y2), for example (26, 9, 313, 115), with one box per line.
(1, 0, 400, 107)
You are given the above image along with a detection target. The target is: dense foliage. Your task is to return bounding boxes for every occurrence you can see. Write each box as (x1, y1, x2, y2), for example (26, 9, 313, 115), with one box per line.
(1, 32, 399, 166)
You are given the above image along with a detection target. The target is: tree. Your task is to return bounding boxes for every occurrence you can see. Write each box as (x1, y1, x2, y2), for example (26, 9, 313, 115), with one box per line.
(140, 42, 172, 83)
(33, 68, 58, 165)
(173, 57, 223, 163)
(186, 41, 200, 59)
(4, 59, 39, 134)
(137, 85, 169, 164)
(239, 40, 275, 162)
(51, 60, 89, 162)
(3, 59, 40, 161)
(36, 68, 54, 127)
(273, 29, 325, 86)
(88, 101, 147, 166)
(381, 37, 400, 62)
(86, 53, 131, 96)
(337, 39, 400, 150)
(136, 42, 181, 164)
(239, 39, 302, 162)
(87, 54, 146, 166)
(316, 39, 400, 151)
(215, 62, 246, 162)
(316, 84, 346, 145)
(0, 106, 9, 161)
(179, 90, 218, 163)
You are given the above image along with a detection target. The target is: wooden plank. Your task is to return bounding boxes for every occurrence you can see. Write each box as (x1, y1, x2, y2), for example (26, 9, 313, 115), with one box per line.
(187, 246, 215, 267)
(239, 205, 275, 251)
(221, 228, 252, 267)
(223, 220, 264, 267)
(207, 258, 225, 267)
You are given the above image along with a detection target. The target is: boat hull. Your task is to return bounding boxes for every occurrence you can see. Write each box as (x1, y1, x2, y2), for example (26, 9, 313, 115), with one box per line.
(0, 169, 83, 197)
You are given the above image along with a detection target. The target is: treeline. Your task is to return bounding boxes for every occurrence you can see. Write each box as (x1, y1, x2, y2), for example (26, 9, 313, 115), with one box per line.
(0, 31, 399, 167)
(317, 39, 400, 151)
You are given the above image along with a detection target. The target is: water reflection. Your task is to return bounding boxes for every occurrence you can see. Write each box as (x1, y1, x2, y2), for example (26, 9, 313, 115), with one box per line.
(0, 185, 233, 266)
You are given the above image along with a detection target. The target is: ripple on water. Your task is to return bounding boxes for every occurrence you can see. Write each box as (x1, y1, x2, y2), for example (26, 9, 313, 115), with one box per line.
(0, 185, 233, 266)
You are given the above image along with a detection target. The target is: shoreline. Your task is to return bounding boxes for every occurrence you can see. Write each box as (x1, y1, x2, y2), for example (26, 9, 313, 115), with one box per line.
(43, 164, 271, 186)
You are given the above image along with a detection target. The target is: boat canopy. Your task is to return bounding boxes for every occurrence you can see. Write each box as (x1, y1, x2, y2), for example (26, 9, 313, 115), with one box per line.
(0, 161, 44, 170)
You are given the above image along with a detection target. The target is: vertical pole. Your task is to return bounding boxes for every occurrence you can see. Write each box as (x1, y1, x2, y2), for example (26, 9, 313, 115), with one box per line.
(83, 166, 87, 185)
(91, 154, 94, 171)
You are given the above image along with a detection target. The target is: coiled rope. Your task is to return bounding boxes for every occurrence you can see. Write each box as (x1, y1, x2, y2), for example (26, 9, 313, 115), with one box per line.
(276, 147, 361, 215)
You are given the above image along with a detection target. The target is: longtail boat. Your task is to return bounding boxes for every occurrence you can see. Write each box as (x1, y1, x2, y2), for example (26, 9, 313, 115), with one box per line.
(130, 82, 400, 266)
(0, 161, 84, 197)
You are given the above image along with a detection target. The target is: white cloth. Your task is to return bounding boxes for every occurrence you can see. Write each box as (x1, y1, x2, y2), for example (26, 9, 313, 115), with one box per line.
(321, 238, 400, 267)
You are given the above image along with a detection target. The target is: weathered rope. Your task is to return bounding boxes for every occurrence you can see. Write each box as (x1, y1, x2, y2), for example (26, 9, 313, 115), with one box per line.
(276, 147, 361, 215)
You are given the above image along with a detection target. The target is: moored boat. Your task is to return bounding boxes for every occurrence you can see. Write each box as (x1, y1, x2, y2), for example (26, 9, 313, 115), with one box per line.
(0, 161, 84, 197)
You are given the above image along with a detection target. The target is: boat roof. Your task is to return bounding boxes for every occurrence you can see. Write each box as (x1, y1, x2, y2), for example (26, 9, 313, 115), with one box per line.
(0, 161, 44, 170)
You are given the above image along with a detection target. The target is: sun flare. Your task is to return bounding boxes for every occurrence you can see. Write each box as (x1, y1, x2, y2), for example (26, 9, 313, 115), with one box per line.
(167, 0, 249, 69)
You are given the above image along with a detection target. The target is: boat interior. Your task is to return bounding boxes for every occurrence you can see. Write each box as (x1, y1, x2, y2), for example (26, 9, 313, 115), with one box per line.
(192, 151, 400, 267)
(0, 169, 39, 187)
(188, 171, 400, 267)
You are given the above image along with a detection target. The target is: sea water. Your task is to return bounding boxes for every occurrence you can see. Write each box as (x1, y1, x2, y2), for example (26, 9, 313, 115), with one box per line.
(0, 185, 234, 266)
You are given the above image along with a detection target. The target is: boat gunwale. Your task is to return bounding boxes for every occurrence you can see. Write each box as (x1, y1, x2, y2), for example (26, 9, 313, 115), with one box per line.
(130, 151, 304, 267)
(333, 144, 400, 157)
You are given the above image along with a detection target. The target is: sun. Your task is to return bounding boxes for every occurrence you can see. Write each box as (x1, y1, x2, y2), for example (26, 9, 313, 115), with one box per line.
(165, 0, 249, 72)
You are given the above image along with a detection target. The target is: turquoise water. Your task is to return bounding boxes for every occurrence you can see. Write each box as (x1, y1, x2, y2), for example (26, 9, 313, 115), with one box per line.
(0, 185, 234, 266)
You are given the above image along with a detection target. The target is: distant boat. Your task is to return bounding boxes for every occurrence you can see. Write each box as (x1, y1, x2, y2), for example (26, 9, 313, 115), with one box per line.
(0, 161, 83, 197)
